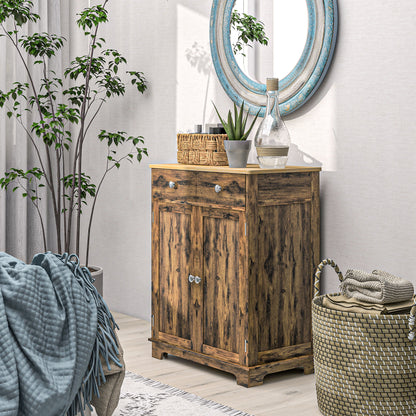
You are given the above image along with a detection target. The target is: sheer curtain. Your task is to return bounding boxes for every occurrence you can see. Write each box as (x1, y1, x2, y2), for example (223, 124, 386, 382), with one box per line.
(0, 1, 71, 262)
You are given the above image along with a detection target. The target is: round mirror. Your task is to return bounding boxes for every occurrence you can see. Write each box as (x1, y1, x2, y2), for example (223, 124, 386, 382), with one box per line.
(210, 0, 338, 116)
(233, 0, 309, 83)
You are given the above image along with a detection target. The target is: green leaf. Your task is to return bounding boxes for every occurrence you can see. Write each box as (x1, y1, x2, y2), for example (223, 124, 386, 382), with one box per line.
(212, 102, 228, 131)
(241, 108, 261, 140)
(227, 110, 236, 140)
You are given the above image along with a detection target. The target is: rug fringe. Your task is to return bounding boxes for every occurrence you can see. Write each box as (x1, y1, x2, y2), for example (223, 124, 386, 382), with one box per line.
(125, 371, 253, 416)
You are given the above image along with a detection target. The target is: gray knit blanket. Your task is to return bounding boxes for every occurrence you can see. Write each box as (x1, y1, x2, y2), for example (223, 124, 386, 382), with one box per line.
(0, 252, 122, 416)
(341, 269, 414, 304)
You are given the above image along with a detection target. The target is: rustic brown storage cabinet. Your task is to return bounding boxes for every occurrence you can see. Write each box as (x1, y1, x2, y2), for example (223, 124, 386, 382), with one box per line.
(150, 164, 321, 387)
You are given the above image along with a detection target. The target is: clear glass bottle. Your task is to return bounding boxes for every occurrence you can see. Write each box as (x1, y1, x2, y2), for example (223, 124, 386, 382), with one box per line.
(254, 78, 291, 169)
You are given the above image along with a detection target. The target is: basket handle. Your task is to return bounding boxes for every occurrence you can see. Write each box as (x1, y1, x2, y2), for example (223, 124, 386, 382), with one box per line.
(313, 258, 344, 298)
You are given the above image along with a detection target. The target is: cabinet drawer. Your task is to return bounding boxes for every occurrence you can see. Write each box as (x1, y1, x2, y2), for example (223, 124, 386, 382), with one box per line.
(197, 172, 246, 208)
(152, 169, 197, 201)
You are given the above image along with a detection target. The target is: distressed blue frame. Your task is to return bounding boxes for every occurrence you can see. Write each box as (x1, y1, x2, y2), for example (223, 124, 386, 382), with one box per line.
(210, 0, 338, 116)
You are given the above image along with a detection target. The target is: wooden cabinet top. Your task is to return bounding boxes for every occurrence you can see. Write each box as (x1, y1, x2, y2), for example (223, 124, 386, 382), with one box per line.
(149, 163, 321, 175)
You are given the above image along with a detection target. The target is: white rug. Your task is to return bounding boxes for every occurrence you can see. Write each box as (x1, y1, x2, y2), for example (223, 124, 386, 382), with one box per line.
(92, 371, 252, 416)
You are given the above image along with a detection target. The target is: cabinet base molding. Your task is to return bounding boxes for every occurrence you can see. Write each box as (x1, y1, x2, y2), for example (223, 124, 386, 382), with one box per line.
(150, 339, 314, 387)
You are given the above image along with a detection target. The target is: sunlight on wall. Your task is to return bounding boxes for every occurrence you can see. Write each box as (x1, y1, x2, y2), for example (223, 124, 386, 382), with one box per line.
(176, 4, 211, 132)
(287, 82, 337, 171)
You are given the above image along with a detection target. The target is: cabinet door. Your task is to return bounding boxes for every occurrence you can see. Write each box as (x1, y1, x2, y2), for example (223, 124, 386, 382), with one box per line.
(153, 203, 193, 350)
(200, 208, 245, 364)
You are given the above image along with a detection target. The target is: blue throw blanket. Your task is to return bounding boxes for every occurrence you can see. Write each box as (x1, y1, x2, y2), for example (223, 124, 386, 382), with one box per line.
(0, 252, 121, 416)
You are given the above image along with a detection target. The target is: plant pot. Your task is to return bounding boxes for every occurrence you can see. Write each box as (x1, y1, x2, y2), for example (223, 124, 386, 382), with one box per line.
(223, 140, 251, 168)
(88, 266, 103, 297)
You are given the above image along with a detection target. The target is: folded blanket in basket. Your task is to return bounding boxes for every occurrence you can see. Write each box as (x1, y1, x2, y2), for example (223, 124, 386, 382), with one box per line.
(340, 269, 414, 304)
(323, 294, 415, 315)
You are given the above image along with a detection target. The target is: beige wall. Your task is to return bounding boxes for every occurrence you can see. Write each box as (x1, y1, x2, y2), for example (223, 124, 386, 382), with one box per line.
(77, 0, 416, 319)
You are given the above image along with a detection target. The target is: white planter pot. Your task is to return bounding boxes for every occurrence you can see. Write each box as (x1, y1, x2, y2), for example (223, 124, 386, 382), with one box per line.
(223, 140, 251, 168)
(89, 266, 103, 297)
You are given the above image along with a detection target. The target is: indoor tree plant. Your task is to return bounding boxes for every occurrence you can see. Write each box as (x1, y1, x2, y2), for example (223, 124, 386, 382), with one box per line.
(231, 9, 269, 56)
(213, 101, 259, 168)
(0, 1, 147, 278)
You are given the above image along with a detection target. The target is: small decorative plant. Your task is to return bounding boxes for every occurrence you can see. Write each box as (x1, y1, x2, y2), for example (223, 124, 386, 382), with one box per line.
(231, 10, 269, 56)
(0, 1, 147, 266)
(213, 101, 260, 140)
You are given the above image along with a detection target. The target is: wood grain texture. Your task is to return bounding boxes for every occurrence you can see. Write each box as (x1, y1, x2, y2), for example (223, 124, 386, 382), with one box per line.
(118, 312, 321, 416)
(150, 339, 313, 387)
(151, 166, 320, 386)
(152, 169, 197, 202)
(257, 203, 312, 352)
(151, 200, 160, 340)
(257, 173, 312, 205)
(311, 172, 321, 300)
(258, 343, 312, 364)
(150, 163, 321, 175)
(159, 332, 192, 350)
(190, 205, 204, 353)
(202, 209, 240, 354)
(158, 205, 192, 343)
(202, 344, 240, 364)
(197, 172, 246, 208)
(245, 174, 259, 367)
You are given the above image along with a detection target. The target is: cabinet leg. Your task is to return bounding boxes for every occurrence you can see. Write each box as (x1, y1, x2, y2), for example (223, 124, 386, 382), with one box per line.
(303, 361, 314, 375)
(152, 343, 168, 360)
(235, 371, 264, 388)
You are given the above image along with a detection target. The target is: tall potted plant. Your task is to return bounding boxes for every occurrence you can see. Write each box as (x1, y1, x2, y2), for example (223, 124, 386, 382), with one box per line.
(0, 1, 147, 288)
(213, 101, 259, 168)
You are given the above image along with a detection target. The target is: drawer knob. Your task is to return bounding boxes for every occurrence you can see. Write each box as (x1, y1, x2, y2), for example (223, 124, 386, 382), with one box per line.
(189, 274, 202, 284)
(214, 184, 222, 193)
(169, 181, 177, 189)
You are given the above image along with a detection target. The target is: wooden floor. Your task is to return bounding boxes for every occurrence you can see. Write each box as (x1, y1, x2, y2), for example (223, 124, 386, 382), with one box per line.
(114, 312, 322, 416)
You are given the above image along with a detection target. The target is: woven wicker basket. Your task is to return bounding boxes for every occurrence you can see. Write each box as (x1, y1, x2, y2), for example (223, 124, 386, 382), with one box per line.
(312, 259, 416, 416)
(177, 133, 228, 166)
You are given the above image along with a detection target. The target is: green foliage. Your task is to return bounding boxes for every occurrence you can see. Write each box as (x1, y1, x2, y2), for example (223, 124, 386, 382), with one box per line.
(20, 33, 65, 57)
(0, 0, 148, 264)
(213, 101, 260, 141)
(0, 0, 39, 26)
(231, 10, 269, 56)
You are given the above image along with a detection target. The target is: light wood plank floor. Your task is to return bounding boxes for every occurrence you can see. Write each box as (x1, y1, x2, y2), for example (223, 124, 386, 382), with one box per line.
(114, 312, 322, 416)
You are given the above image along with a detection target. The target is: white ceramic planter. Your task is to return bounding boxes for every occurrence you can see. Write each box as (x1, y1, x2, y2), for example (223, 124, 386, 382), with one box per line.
(223, 140, 251, 168)
(89, 266, 103, 297)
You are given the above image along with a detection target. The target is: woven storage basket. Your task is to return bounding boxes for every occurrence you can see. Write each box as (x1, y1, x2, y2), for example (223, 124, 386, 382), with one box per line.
(177, 133, 228, 166)
(312, 259, 416, 416)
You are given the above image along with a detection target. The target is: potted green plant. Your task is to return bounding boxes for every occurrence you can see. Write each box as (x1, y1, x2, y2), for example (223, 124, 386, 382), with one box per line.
(213, 101, 259, 168)
(0, 1, 147, 291)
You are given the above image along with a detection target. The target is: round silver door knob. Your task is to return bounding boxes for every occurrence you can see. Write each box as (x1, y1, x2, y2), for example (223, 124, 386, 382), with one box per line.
(169, 181, 176, 189)
(214, 184, 222, 193)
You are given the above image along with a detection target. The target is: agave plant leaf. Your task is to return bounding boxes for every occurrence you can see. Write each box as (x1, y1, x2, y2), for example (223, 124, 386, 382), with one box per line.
(227, 110, 236, 140)
(236, 101, 245, 140)
(242, 109, 249, 133)
(213, 102, 235, 138)
(241, 108, 261, 140)
(212, 102, 227, 130)
(234, 102, 242, 140)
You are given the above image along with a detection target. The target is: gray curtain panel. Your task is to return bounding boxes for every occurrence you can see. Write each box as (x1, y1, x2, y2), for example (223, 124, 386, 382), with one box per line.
(0, 1, 72, 262)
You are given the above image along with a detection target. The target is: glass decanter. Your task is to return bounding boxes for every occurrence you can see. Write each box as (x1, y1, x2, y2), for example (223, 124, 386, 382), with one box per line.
(254, 78, 291, 169)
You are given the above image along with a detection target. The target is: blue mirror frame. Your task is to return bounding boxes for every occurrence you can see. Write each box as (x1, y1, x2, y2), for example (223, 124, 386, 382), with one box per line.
(210, 0, 338, 116)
